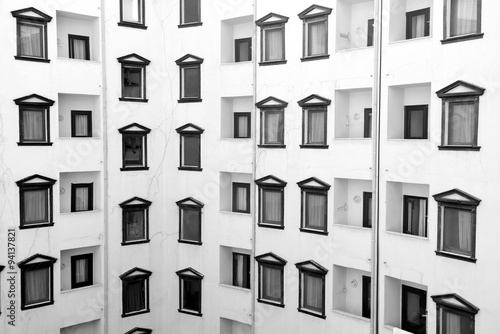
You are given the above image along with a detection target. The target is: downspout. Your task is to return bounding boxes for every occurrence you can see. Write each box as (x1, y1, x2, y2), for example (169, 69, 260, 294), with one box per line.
(371, 0, 383, 333)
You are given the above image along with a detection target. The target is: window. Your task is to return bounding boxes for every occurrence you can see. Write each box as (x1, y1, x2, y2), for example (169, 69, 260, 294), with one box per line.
(180, 0, 201, 27)
(176, 54, 203, 103)
(117, 54, 150, 102)
(402, 285, 427, 334)
(297, 177, 331, 234)
(363, 192, 372, 228)
(367, 19, 374, 47)
(71, 253, 93, 289)
(119, 197, 152, 245)
(233, 253, 250, 289)
(256, 96, 288, 148)
(118, 123, 150, 171)
(255, 253, 286, 307)
(176, 268, 203, 316)
(235, 38, 252, 62)
(296, 260, 328, 318)
(436, 81, 484, 150)
(443, 0, 482, 43)
(298, 5, 332, 61)
(433, 189, 480, 262)
(232, 183, 250, 214)
(256, 13, 288, 65)
(124, 328, 152, 334)
(234, 113, 251, 138)
(404, 105, 428, 139)
(68, 34, 90, 60)
(18, 254, 56, 310)
(11, 7, 52, 62)
(16, 174, 56, 229)
(431, 294, 478, 334)
(176, 123, 204, 171)
(176, 197, 204, 245)
(71, 111, 92, 137)
(406, 8, 430, 39)
(14, 94, 54, 146)
(298, 94, 331, 148)
(256, 175, 287, 229)
(120, 267, 152, 317)
(403, 196, 427, 237)
(362, 276, 371, 318)
(71, 183, 93, 212)
(119, 0, 146, 29)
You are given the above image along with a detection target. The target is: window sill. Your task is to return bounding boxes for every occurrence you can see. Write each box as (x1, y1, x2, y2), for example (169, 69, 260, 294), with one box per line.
(441, 33, 484, 44)
(336, 46, 373, 53)
(219, 283, 251, 292)
(178, 239, 202, 246)
(298, 308, 326, 319)
(178, 309, 202, 317)
(117, 22, 148, 30)
(57, 57, 100, 63)
(435, 251, 476, 263)
(259, 60, 287, 66)
(334, 137, 371, 141)
(220, 210, 252, 218)
(178, 166, 203, 172)
(220, 137, 252, 141)
(15, 56, 50, 63)
(119, 97, 149, 103)
(258, 144, 286, 149)
(300, 144, 329, 149)
(299, 228, 328, 236)
(257, 299, 284, 308)
(385, 230, 428, 241)
(59, 137, 103, 140)
(120, 167, 149, 171)
(333, 223, 370, 231)
(19, 222, 54, 230)
(300, 54, 330, 62)
(17, 142, 53, 146)
(121, 309, 150, 318)
(386, 138, 430, 142)
(438, 145, 480, 151)
(388, 35, 432, 45)
(178, 98, 202, 103)
(332, 309, 370, 322)
(178, 22, 203, 28)
(121, 239, 150, 246)
(60, 210, 102, 216)
(61, 283, 103, 294)
(258, 223, 284, 230)
(21, 300, 54, 311)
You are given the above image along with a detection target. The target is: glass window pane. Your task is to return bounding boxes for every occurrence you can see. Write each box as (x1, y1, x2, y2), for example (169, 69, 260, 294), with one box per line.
(411, 14, 426, 38)
(303, 274, 322, 311)
(183, 0, 199, 24)
(262, 266, 282, 302)
(124, 135, 143, 165)
(443, 207, 472, 255)
(75, 186, 89, 211)
(182, 135, 200, 167)
(307, 20, 327, 56)
(74, 258, 89, 284)
(23, 109, 45, 141)
(24, 189, 48, 223)
(409, 109, 425, 138)
(443, 309, 472, 334)
(264, 111, 283, 144)
(74, 114, 89, 136)
(306, 193, 326, 230)
(182, 278, 201, 311)
(123, 0, 141, 23)
(124, 210, 145, 241)
(183, 67, 200, 98)
(264, 27, 283, 61)
(263, 189, 282, 224)
(123, 67, 142, 98)
(450, 0, 478, 37)
(125, 280, 145, 313)
(20, 23, 43, 57)
(307, 110, 326, 144)
(181, 208, 200, 241)
(448, 102, 475, 145)
(25, 267, 49, 305)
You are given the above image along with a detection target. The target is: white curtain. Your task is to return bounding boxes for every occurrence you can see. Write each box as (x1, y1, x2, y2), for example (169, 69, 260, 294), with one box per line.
(75, 187, 89, 211)
(72, 39, 86, 60)
(263, 266, 281, 300)
(265, 28, 283, 61)
(236, 186, 247, 211)
(265, 112, 281, 143)
(23, 110, 44, 141)
(74, 114, 89, 136)
(235, 255, 244, 286)
(307, 20, 327, 56)
(450, 0, 478, 36)
(20, 24, 42, 57)
(126, 281, 144, 312)
(75, 258, 88, 284)
(308, 111, 325, 144)
(418, 199, 426, 237)
(237, 115, 248, 137)
(123, 0, 140, 22)
(445, 311, 461, 334)
(307, 193, 326, 228)
(449, 103, 474, 145)
(25, 267, 49, 304)
(458, 210, 472, 252)
(411, 14, 426, 38)
(304, 274, 322, 310)
(24, 189, 47, 223)
(264, 190, 281, 223)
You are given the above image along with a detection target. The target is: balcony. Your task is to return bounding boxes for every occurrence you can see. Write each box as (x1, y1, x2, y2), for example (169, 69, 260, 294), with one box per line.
(389, 0, 432, 43)
(336, 0, 374, 51)
(334, 178, 372, 228)
(58, 93, 101, 137)
(219, 286, 252, 325)
(332, 224, 371, 268)
(60, 246, 101, 292)
(58, 210, 104, 249)
(335, 88, 372, 139)
(220, 317, 252, 334)
(58, 285, 103, 328)
(218, 211, 252, 249)
(57, 11, 100, 61)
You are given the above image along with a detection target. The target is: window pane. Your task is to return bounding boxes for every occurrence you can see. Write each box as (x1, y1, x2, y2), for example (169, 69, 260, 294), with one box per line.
(448, 102, 475, 145)
(125, 280, 145, 313)
(183, 67, 200, 98)
(307, 110, 326, 144)
(182, 278, 201, 311)
(23, 109, 45, 141)
(74, 258, 89, 284)
(123, 67, 142, 98)
(364, 108, 372, 138)
(263, 189, 282, 224)
(443, 207, 472, 255)
(306, 193, 326, 230)
(450, 0, 478, 37)
(71, 38, 87, 60)
(123, 0, 140, 23)
(183, 135, 200, 167)
(409, 109, 425, 138)
(307, 20, 327, 56)
(233, 254, 250, 288)
(74, 114, 89, 137)
(410, 14, 426, 38)
(25, 267, 49, 305)
(404, 197, 427, 236)
(443, 309, 472, 334)
(24, 189, 48, 223)
(235, 114, 249, 138)
(264, 27, 283, 61)
(264, 111, 283, 144)
(124, 210, 145, 241)
(234, 185, 249, 212)
(303, 274, 322, 312)
(262, 266, 282, 302)
(20, 23, 43, 57)
(183, 0, 199, 24)
(181, 208, 200, 242)
(75, 187, 89, 211)
(124, 135, 143, 165)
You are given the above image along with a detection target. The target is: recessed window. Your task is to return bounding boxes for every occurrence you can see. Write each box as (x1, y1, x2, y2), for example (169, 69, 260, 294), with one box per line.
(118, 123, 150, 171)
(176, 197, 204, 245)
(176, 54, 203, 103)
(431, 293, 479, 334)
(298, 5, 332, 61)
(256, 13, 288, 65)
(16, 174, 56, 229)
(364, 108, 373, 138)
(403, 196, 427, 237)
(71, 111, 92, 137)
(71, 183, 93, 212)
(232, 183, 250, 214)
(235, 38, 252, 62)
(363, 192, 372, 228)
(404, 105, 428, 139)
(119, 197, 152, 245)
(117, 54, 150, 102)
(256, 96, 288, 148)
(402, 285, 427, 333)
(296, 260, 328, 318)
(18, 254, 56, 310)
(433, 189, 480, 262)
(406, 8, 430, 39)
(298, 94, 331, 148)
(234, 113, 251, 138)
(71, 253, 93, 289)
(362, 276, 371, 318)
(68, 34, 90, 60)
(443, 0, 482, 43)
(256, 175, 287, 229)
(11, 7, 52, 62)
(180, 0, 201, 27)
(176, 123, 204, 171)
(120, 267, 152, 317)
(255, 252, 287, 307)
(436, 81, 484, 150)
(14, 94, 54, 146)
(297, 177, 331, 235)
(233, 253, 250, 289)
(119, 0, 146, 29)
(176, 268, 204, 316)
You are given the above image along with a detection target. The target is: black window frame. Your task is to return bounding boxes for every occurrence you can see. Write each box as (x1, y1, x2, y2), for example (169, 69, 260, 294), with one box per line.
(363, 192, 373, 228)
(176, 54, 204, 103)
(431, 293, 479, 334)
(118, 0, 147, 29)
(256, 175, 287, 229)
(298, 94, 331, 149)
(297, 177, 331, 235)
(119, 197, 152, 246)
(11, 7, 52, 63)
(234, 112, 251, 139)
(406, 8, 430, 39)
(14, 94, 54, 146)
(70, 253, 93, 289)
(402, 285, 427, 334)
(232, 252, 251, 289)
(442, 0, 482, 44)
(298, 5, 332, 62)
(18, 254, 56, 310)
(255, 252, 287, 307)
(176, 123, 204, 171)
(296, 260, 328, 319)
(362, 276, 371, 319)
(71, 110, 92, 137)
(176, 268, 204, 316)
(16, 174, 56, 229)
(256, 96, 288, 148)
(232, 182, 250, 214)
(118, 123, 151, 171)
(403, 195, 428, 237)
(120, 267, 152, 317)
(179, 0, 201, 27)
(117, 54, 150, 102)
(68, 34, 90, 60)
(404, 105, 429, 139)
(256, 13, 289, 66)
(176, 197, 204, 245)
(235, 37, 252, 62)
(71, 182, 93, 212)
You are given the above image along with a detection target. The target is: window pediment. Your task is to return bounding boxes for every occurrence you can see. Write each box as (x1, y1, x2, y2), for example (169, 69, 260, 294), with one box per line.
(124, 328, 152, 334)
(298, 4, 332, 20)
(431, 293, 479, 314)
(119, 197, 152, 208)
(176, 197, 204, 208)
(118, 123, 151, 134)
(436, 80, 485, 98)
(175, 54, 204, 65)
(14, 94, 54, 107)
(432, 188, 481, 206)
(120, 267, 152, 280)
(16, 174, 56, 187)
(117, 53, 151, 65)
(255, 96, 288, 109)
(11, 7, 52, 22)
(176, 267, 204, 278)
(176, 123, 204, 134)
(297, 177, 330, 190)
(255, 175, 287, 187)
(256, 13, 289, 26)
(18, 253, 57, 267)
(255, 252, 287, 266)
(297, 94, 331, 107)
(295, 260, 328, 274)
